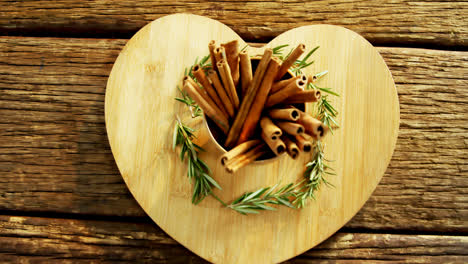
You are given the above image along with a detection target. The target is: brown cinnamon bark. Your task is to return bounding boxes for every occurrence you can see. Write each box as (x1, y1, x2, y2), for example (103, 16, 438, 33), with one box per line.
(217, 59, 240, 110)
(207, 69, 235, 118)
(270, 75, 300, 94)
(282, 90, 321, 104)
(265, 75, 307, 108)
(221, 40, 240, 87)
(237, 57, 281, 145)
(225, 143, 267, 173)
(183, 80, 229, 134)
(183, 76, 221, 117)
(294, 134, 312, 152)
(192, 65, 228, 117)
(239, 50, 253, 98)
(275, 43, 306, 81)
(297, 110, 329, 140)
(282, 136, 299, 159)
(261, 130, 286, 156)
(224, 48, 273, 148)
(208, 40, 218, 72)
(260, 116, 282, 141)
(268, 107, 300, 121)
(276, 121, 304, 136)
(220, 139, 261, 166)
(214, 46, 225, 62)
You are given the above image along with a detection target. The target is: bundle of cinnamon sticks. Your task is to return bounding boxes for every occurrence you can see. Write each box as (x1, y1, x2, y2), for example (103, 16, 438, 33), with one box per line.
(183, 40, 329, 173)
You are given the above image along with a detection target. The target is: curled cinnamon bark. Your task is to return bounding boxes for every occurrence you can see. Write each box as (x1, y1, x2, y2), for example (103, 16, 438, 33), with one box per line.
(261, 131, 286, 156)
(260, 116, 282, 141)
(207, 69, 235, 118)
(237, 57, 281, 145)
(239, 50, 253, 98)
(275, 43, 306, 81)
(183, 80, 229, 134)
(225, 143, 268, 173)
(282, 135, 299, 159)
(282, 90, 321, 104)
(297, 110, 329, 140)
(265, 75, 307, 108)
(221, 139, 261, 166)
(268, 107, 300, 121)
(224, 48, 273, 148)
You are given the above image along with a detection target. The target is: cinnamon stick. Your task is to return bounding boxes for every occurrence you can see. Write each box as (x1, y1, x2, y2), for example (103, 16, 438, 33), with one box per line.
(224, 48, 273, 148)
(270, 75, 300, 94)
(183, 76, 223, 118)
(214, 46, 225, 62)
(265, 75, 307, 108)
(275, 43, 306, 81)
(237, 57, 281, 145)
(208, 40, 218, 72)
(192, 65, 228, 117)
(297, 110, 329, 140)
(221, 139, 261, 166)
(294, 134, 312, 152)
(260, 116, 282, 141)
(221, 40, 240, 87)
(268, 107, 300, 121)
(276, 121, 304, 136)
(183, 80, 229, 134)
(207, 69, 235, 118)
(282, 90, 321, 104)
(239, 50, 253, 98)
(217, 59, 240, 110)
(282, 136, 299, 159)
(261, 130, 286, 156)
(225, 143, 268, 173)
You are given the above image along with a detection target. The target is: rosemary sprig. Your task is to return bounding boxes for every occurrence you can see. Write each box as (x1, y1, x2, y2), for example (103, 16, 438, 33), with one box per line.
(291, 46, 319, 75)
(293, 141, 335, 208)
(317, 95, 339, 132)
(173, 117, 222, 204)
(175, 86, 202, 118)
(227, 182, 299, 214)
(272, 44, 290, 60)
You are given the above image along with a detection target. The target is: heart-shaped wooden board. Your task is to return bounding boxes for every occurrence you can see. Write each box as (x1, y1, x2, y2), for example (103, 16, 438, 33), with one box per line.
(105, 14, 399, 263)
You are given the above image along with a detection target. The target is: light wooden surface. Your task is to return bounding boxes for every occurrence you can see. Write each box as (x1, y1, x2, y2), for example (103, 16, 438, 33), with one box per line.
(105, 14, 399, 263)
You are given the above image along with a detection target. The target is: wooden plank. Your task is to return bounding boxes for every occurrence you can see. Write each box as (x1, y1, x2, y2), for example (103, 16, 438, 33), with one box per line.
(0, 215, 466, 263)
(0, 37, 467, 232)
(1, 1, 467, 47)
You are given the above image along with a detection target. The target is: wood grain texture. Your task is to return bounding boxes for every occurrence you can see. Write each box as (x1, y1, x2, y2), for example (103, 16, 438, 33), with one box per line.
(105, 15, 399, 263)
(1, 0, 467, 47)
(0, 36, 466, 233)
(0, 215, 466, 263)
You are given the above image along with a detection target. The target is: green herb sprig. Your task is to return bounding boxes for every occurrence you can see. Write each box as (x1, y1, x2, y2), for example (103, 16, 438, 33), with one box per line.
(291, 46, 319, 75)
(228, 182, 299, 214)
(173, 117, 223, 204)
(175, 86, 202, 118)
(293, 141, 335, 208)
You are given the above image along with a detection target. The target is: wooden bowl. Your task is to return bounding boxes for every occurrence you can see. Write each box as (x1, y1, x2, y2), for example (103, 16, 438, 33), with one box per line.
(204, 57, 304, 163)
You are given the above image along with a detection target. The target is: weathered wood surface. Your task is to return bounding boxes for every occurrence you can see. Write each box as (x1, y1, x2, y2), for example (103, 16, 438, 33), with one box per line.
(1, 1, 467, 47)
(0, 215, 466, 263)
(0, 37, 467, 233)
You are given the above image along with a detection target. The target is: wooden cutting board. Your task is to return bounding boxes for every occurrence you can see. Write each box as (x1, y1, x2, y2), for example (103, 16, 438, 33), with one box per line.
(105, 14, 399, 263)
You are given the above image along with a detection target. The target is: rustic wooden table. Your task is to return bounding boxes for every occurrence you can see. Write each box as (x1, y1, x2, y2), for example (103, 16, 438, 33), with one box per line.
(1, 1, 467, 263)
